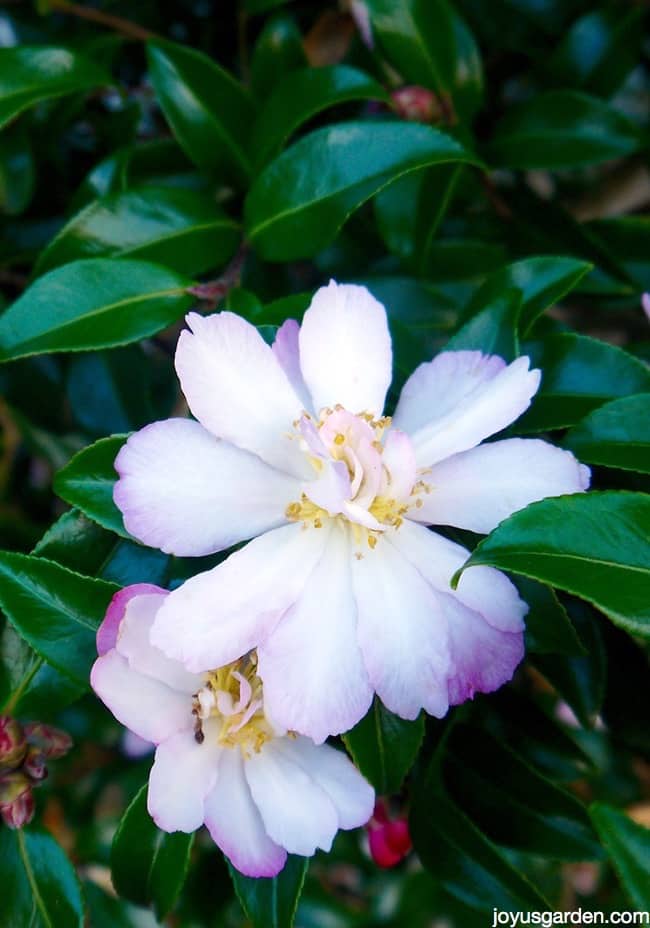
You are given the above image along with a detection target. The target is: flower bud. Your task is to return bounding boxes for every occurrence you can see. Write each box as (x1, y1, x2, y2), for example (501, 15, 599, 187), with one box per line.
(367, 800, 412, 868)
(0, 775, 35, 829)
(391, 85, 442, 124)
(0, 716, 27, 769)
(23, 747, 48, 783)
(24, 723, 72, 759)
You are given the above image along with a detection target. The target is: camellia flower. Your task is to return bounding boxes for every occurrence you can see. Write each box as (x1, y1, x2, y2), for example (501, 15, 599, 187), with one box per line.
(114, 281, 590, 743)
(91, 585, 374, 878)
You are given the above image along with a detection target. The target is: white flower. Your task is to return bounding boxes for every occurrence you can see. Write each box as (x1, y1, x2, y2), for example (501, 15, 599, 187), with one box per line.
(91, 585, 374, 878)
(114, 281, 590, 742)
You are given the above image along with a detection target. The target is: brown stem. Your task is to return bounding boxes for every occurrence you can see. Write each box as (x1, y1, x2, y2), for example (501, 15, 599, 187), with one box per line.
(187, 242, 250, 310)
(48, 0, 155, 42)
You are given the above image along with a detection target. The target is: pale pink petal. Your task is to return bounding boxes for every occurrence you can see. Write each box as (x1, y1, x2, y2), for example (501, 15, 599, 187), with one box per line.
(114, 419, 299, 556)
(245, 739, 339, 856)
(147, 723, 222, 832)
(175, 312, 308, 477)
(299, 281, 392, 416)
(414, 438, 591, 534)
(351, 537, 451, 720)
(258, 527, 373, 743)
(97, 584, 164, 656)
(151, 523, 331, 672)
(303, 459, 351, 514)
(394, 520, 526, 633)
(272, 319, 312, 412)
(273, 737, 374, 830)
(381, 429, 416, 500)
(393, 352, 541, 466)
(203, 747, 287, 877)
(90, 651, 189, 744)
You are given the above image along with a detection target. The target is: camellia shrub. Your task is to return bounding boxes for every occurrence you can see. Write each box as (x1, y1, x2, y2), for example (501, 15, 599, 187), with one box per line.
(0, 1, 649, 925)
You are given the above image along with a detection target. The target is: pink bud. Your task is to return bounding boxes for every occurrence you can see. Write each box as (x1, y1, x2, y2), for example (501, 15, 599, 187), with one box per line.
(23, 747, 48, 783)
(0, 716, 27, 769)
(0, 780, 35, 829)
(367, 802, 412, 868)
(24, 723, 72, 759)
(391, 85, 441, 124)
(0, 771, 31, 806)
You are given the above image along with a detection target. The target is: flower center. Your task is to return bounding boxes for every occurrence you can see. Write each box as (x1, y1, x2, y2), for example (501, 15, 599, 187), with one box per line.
(285, 407, 429, 549)
(191, 654, 273, 755)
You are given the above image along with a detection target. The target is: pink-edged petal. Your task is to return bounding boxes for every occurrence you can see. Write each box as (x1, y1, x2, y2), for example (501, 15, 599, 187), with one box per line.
(351, 537, 450, 720)
(258, 527, 373, 743)
(394, 520, 526, 633)
(245, 739, 339, 856)
(115, 590, 201, 694)
(151, 523, 331, 672)
(175, 312, 308, 477)
(273, 736, 374, 830)
(203, 747, 287, 877)
(114, 419, 298, 556)
(414, 437, 591, 534)
(147, 723, 222, 832)
(90, 651, 189, 744)
(272, 319, 312, 412)
(299, 281, 392, 416)
(393, 352, 541, 466)
(97, 584, 164, 656)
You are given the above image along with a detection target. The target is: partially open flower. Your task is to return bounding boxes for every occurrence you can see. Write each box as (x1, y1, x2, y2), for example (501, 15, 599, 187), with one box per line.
(114, 281, 589, 744)
(91, 586, 375, 878)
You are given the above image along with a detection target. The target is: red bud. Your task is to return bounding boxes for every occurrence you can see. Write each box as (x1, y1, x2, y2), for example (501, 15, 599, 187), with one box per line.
(24, 723, 72, 759)
(0, 780, 35, 829)
(0, 716, 27, 769)
(23, 747, 48, 783)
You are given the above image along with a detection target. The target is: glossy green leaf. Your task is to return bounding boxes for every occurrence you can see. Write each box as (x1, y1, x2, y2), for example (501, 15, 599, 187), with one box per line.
(252, 65, 388, 168)
(0, 122, 34, 216)
(591, 803, 650, 910)
(444, 726, 602, 859)
(67, 348, 153, 438)
(147, 40, 255, 184)
(0, 258, 193, 362)
(366, 0, 483, 118)
(445, 288, 520, 360)
(54, 435, 128, 538)
(520, 334, 650, 432)
(250, 12, 307, 98)
(343, 699, 424, 794)
(0, 550, 117, 686)
(0, 46, 109, 129)
(485, 91, 642, 168)
(563, 395, 650, 474)
(456, 491, 650, 639)
(35, 186, 239, 277)
(111, 784, 193, 919)
(585, 216, 650, 292)
(0, 827, 84, 928)
(518, 578, 584, 656)
(228, 855, 308, 928)
(245, 120, 479, 260)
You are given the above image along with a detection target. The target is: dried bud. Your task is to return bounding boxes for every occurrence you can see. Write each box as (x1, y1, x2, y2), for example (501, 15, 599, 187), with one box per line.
(0, 776, 35, 829)
(391, 85, 442, 124)
(0, 716, 27, 769)
(23, 747, 48, 783)
(24, 723, 72, 759)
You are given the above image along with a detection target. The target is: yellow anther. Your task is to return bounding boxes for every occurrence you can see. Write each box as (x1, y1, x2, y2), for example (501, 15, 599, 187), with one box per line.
(334, 433, 345, 445)
(368, 535, 377, 549)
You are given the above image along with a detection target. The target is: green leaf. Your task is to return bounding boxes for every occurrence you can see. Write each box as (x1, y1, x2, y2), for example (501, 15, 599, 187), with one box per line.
(443, 725, 602, 860)
(409, 790, 550, 911)
(520, 334, 650, 432)
(245, 120, 479, 260)
(111, 784, 193, 920)
(67, 348, 153, 438)
(485, 91, 642, 169)
(35, 186, 239, 278)
(591, 803, 650, 910)
(250, 11, 307, 98)
(366, 0, 483, 119)
(445, 288, 521, 360)
(343, 699, 424, 794)
(228, 855, 308, 928)
(0, 122, 34, 216)
(0, 827, 84, 928)
(0, 258, 193, 362)
(518, 578, 585, 656)
(563, 394, 650, 475)
(0, 46, 109, 129)
(585, 216, 650, 293)
(147, 40, 255, 184)
(455, 491, 650, 639)
(251, 65, 388, 168)
(0, 550, 118, 686)
(54, 435, 128, 539)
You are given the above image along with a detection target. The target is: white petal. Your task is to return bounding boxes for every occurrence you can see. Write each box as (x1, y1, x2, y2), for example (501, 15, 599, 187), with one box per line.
(413, 438, 591, 533)
(393, 352, 540, 466)
(175, 312, 308, 476)
(351, 537, 450, 720)
(258, 527, 373, 743)
(393, 520, 526, 633)
(299, 281, 392, 416)
(147, 724, 222, 832)
(245, 739, 339, 856)
(272, 319, 312, 412)
(274, 736, 374, 830)
(90, 651, 189, 744)
(203, 748, 287, 877)
(151, 523, 331, 672)
(114, 419, 299, 556)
